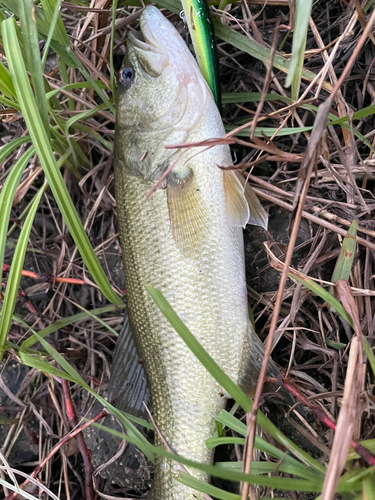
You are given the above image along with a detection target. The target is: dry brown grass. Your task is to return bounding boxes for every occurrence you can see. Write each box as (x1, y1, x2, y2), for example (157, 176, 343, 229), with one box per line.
(0, 1, 374, 499)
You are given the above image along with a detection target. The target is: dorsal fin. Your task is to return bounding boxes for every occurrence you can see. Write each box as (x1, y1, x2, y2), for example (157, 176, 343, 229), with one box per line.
(167, 168, 209, 256)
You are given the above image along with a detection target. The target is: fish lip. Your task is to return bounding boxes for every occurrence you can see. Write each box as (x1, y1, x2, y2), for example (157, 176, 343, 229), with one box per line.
(127, 31, 154, 52)
(127, 13, 164, 54)
(138, 6, 168, 53)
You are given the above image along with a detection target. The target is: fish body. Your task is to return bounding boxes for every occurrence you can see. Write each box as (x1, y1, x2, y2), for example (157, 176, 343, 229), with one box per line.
(114, 7, 278, 499)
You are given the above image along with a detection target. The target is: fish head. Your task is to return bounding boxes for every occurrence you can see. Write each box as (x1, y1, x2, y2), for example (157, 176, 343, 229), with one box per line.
(116, 27, 171, 129)
(115, 6, 209, 180)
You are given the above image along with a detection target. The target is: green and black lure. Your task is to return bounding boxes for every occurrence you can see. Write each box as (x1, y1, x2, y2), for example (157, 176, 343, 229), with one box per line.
(181, 0, 221, 112)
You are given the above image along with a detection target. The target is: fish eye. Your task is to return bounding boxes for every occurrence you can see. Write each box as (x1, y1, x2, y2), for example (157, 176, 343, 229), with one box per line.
(119, 67, 134, 87)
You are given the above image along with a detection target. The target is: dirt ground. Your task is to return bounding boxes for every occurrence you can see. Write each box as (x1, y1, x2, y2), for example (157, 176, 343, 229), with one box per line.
(1, 1, 375, 499)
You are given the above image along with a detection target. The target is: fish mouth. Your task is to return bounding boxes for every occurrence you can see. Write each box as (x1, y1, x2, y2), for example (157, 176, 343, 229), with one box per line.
(127, 8, 165, 55)
(127, 31, 156, 52)
(126, 9, 170, 78)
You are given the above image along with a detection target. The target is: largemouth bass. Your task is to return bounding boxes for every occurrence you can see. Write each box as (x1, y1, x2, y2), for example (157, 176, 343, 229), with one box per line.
(113, 6, 282, 499)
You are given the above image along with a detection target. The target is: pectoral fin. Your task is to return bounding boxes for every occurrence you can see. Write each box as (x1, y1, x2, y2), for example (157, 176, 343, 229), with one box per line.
(109, 311, 152, 420)
(167, 168, 209, 256)
(223, 170, 268, 230)
(237, 173, 268, 230)
(223, 169, 250, 228)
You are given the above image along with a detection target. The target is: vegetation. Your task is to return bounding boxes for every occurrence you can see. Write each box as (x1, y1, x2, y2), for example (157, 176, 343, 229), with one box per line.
(0, 1, 374, 499)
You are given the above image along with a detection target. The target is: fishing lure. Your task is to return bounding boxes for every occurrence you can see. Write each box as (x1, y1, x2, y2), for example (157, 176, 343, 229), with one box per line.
(180, 0, 222, 111)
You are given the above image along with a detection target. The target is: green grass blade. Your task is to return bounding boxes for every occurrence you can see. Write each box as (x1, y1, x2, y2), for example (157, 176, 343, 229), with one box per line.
(280, 266, 353, 326)
(40, 0, 70, 48)
(6, 143, 75, 232)
(0, 0, 72, 65)
(64, 103, 107, 134)
(110, 0, 119, 98)
(0, 147, 35, 284)
(362, 476, 375, 500)
(18, 0, 50, 135)
(364, 0, 375, 11)
(215, 410, 311, 470)
(12, 313, 152, 432)
(40, 0, 115, 113)
(28, 329, 154, 460)
(41, 0, 64, 69)
(206, 436, 245, 448)
(0, 137, 31, 162)
(147, 286, 326, 474)
(19, 351, 81, 384)
(222, 93, 292, 105)
(7, 183, 49, 239)
(217, 94, 373, 150)
(213, 20, 328, 90)
(238, 100, 373, 151)
(93, 421, 325, 491)
(177, 473, 241, 500)
(105, 419, 344, 492)
(285, 0, 313, 99)
(45, 80, 107, 101)
(361, 336, 375, 377)
(154, 0, 330, 90)
(326, 339, 346, 350)
(20, 304, 124, 351)
(0, 95, 20, 110)
(56, 302, 120, 337)
(73, 60, 115, 115)
(0, 186, 44, 360)
(147, 287, 251, 408)
(32, 330, 87, 386)
(72, 122, 113, 151)
(215, 409, 246, 435)
(215, 461, 323, 481)
(330, 220, 357, 294)
(0, 59, 15, 98)
(97, 411, 374, 492)
(49, 124, 89, 173)
(2, 17, 122, 305)
(1, 0, 114, 115)
(330, 103, 375, 125)
(226, 125, 313, 138)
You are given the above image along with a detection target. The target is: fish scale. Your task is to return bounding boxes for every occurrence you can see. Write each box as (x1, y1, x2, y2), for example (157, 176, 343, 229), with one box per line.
(115, 159, 247, 500)
(113, 6, 281, 499)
